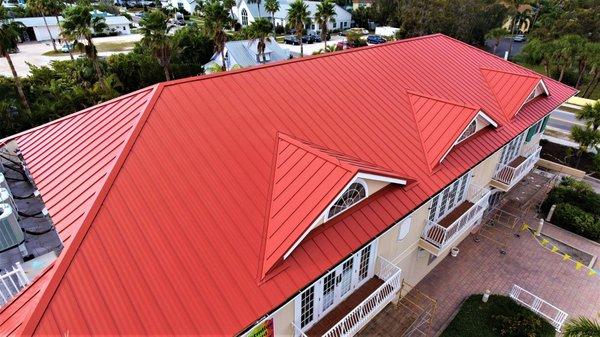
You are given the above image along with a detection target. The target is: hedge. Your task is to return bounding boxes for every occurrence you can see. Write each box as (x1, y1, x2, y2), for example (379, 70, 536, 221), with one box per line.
(541, 177, 600, 216)
(552, 203, 600, 241)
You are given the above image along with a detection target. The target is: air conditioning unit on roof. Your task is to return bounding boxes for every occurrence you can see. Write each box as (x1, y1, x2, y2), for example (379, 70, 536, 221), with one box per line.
(0, 172, 8, 192)
(0, 188, 15, 214)
(0, 204, 24, 252)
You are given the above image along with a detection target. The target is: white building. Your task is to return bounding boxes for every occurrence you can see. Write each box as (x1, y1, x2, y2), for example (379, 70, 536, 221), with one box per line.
(204, 39, 290, 73)
(161, 0, 197, 14)
(14, 15, 131, 42)
(233, 0, 352, 32)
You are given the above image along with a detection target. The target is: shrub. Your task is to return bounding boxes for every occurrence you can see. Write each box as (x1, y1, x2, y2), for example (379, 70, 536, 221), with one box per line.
(541, 178, 600, 216)
(553, 203, 600, 241)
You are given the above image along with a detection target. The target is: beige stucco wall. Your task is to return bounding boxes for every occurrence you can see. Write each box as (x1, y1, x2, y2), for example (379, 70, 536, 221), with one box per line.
(250, 130, 541, 335)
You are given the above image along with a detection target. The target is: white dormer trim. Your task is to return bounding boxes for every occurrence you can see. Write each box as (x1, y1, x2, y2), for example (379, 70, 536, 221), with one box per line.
(438, 110, 498, 164)
(516, 79, 550, 118)
(282, 173, 407, 260)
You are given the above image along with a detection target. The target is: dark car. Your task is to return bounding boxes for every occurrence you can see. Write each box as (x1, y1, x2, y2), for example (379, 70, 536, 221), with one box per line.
(307, 32, 321, 43)
(513, 34, 526, 42)
(284, 35, 300, 45)
(367, 35, 386, 44)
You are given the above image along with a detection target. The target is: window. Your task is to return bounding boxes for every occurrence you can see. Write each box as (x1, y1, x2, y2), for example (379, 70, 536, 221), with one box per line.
(457, 120, 477, 143)
(500, 133, 525, 165)
(428, 172, 470, 222)
(358, 245, 371, 280)
(333, 21, 336, 28)
(397, 217, 411, 241)
(327, 180, 367, 219)
(241, 9, 248, 26)
(343, 21, 348, 27)
(300, 286, 314, 328)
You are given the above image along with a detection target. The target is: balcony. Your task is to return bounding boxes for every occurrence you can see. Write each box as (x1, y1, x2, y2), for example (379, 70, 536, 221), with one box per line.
(293, 256, 402, 337)
(420, 185, 491, 255)
(491, 146, 542, 191)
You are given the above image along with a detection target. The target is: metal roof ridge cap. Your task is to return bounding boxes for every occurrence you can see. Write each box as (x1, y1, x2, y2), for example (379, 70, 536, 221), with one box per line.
(405, 90, 482, 111)
(19, 82, 166, 336)
(404, 90, 437, 173)
(157, 34, 447, 89)
(0, 85, 157, 144)
(479, 66, 541, 80)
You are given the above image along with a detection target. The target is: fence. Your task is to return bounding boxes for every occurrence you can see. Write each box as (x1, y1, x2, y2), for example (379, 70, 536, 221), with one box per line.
(508, 284, 568, 331)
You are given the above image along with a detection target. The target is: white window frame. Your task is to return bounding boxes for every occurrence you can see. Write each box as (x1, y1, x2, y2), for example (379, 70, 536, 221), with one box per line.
(439, 111, 498, 163)
(428, 172, 471, 222)
(396, 216, 412, 241)
(325, 178, 369, 221)
(294, 240, 378, 332)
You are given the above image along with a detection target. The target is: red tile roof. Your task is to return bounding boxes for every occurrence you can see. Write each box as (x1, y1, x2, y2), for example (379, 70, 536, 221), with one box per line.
(0, 34, 576, 336)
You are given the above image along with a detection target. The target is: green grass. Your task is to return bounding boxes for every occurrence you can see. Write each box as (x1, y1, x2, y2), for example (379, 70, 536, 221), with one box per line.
(42, 50, 75, 56)
(95, 41, 136, 52)
(440, 295, 555, 337)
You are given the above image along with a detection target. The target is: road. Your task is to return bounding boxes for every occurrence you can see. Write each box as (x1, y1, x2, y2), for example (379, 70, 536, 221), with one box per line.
(0, 34, 142, 77)
(547, 109, 584, 133)
(484, 37, 526, 58)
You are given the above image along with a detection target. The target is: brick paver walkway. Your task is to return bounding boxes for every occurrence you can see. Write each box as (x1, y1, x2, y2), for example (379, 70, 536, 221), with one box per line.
(365, 172, 600, 336)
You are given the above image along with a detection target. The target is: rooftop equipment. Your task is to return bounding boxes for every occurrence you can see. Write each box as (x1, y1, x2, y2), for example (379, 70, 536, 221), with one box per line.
(0, 204, 24, 252)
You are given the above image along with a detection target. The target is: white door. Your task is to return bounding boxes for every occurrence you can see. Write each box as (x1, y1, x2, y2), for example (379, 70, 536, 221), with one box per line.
(295, 241, 377, 331)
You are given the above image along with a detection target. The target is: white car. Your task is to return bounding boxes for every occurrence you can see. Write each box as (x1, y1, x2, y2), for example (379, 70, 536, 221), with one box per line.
(513, 34, 526, 42)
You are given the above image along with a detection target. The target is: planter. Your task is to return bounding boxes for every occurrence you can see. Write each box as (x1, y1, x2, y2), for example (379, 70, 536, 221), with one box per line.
(451, 247, 460, 257)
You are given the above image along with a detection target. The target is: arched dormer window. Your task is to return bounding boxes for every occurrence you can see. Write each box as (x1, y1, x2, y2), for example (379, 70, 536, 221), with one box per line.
(327, 179, 368, 219)
(241, 9, 248, 26)
(457, 120, 477, 143)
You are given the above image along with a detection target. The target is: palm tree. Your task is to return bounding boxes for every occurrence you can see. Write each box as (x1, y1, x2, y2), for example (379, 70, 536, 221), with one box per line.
(203, 0, 230, 70)
(485, 27, 509, 55)
(553, 34, 585, 82)
(222, 0, 235, 19)
(577, 101, 600, 131)
(287, 0, 310, 57)
(315, 0, 335, 53)
(564, 315, 600, 337)
(61, 4, 108, 91)
(264, 0, 279, 33)
(140, 10, 175, 80)
(27, 0, 57, 52)
(0, 8, 31, 115)
(248, 18, 272, 63)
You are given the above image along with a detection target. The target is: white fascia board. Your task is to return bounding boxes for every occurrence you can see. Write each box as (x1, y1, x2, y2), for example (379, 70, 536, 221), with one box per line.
(282, 172, 405, 260)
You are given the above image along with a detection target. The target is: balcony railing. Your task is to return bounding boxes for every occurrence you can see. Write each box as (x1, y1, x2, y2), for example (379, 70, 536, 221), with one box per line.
(421, 185, 491, 250)
(0, 262, 29, 307)
(321, 256, 401, 337)
(292, 257, 402, 337)
(493, 146, 541, 188)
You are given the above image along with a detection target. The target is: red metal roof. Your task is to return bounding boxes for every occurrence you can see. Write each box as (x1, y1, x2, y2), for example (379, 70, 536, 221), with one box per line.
(480, 68, 541, 120)
(262, 133, 408, 276)
(0, 87, 157, 335)
(0, 34, 576, 336)
(407, 91, 485, 171)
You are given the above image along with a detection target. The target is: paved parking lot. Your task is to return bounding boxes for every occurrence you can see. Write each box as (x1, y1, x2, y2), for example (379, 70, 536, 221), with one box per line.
(280, 35, 346, 56)
(0, 34, 142, 77)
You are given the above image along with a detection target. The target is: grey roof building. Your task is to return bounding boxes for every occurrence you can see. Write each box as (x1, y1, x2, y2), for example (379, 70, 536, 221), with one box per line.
(204, 39, 291, 73)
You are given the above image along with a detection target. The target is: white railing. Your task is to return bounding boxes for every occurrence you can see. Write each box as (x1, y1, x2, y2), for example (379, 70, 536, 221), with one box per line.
(493, 146, 542, 188)
(292, 322, 308, 337)
(421, 185, 491, 250)
(0, 262, 29, 307)
(321, 256, 402, 337)
(509, 284, 568, 332)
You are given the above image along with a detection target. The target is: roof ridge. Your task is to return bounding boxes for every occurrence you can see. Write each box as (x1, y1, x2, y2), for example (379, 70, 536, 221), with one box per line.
(158, 34, 447, 89)
(18, 83, 166, 335)
(406, 90, 481, 111)
(0, 86, 157, 144)
(480, 66, 541, 80)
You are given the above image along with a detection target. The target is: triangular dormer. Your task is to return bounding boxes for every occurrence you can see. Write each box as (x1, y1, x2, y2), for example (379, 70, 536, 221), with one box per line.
(480, 68, 546, 120)
(407, 91, 498, 171)
(259, 133, 410, 278)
